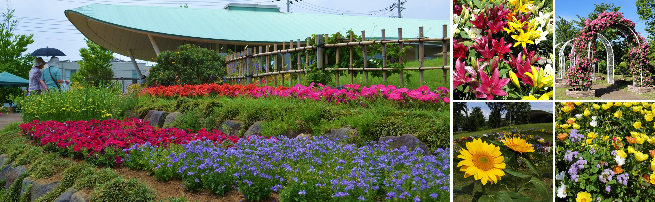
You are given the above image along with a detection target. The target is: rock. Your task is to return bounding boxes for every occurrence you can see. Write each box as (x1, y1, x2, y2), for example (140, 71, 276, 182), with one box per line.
(70, 190, 91, 202)
(163, 112, 183, 128)
(0, 154, 7, 167)
(5, 165, 27, 190)
(21, 177, 32, 196)
(296, 133, 313, 139)
(124, 110, 138, 119)
(149, 111, 170, 128)
(53, 188, 77, 202)
(244, 121, 264, 137)
(219, 120, 244, 136)
(143, 110, 155, 122)
(0, 162, 13, 182)
(379, 134, 429, 153)
(32, 179, 60, 202)
(323, 127, 359, 142)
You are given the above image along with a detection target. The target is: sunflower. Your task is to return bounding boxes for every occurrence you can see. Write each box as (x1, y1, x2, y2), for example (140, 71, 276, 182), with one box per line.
(504, 136, 535, 153)
(457, 138, 506, 185)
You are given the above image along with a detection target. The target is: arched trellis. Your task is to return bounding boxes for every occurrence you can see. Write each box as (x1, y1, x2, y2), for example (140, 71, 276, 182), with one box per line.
(596, 34, 614, 84)
(557, 39, 575, 79)
(566, 11, 651, 89)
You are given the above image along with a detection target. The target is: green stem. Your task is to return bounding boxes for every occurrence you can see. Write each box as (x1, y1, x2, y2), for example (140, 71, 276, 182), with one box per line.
(481, 181, 487, 196)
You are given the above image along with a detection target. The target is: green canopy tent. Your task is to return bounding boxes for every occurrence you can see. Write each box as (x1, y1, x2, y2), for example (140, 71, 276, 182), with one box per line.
(0, 72, 29, 87)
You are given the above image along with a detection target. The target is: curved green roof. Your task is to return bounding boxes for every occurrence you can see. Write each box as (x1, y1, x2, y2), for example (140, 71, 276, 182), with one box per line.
(65, 4, 449, 61)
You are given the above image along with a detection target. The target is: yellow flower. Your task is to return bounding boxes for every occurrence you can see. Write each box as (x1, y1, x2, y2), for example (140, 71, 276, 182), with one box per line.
(651, 173, 655, 185)
(560, 124, 570, 129)
(624, 102, 633, 107)
(509, 71, 520, 89)
(575, 102, 582, 106)
(561, 106, 572, 113)
(615, 102, 623, 106)
(583, 108, 590, 117)
(504, 17, 527, 33)
(603, 136, 609, 141)
(538, 91, 553, 100)
(504, 136, 535, 153)
(587, 132, 597, 139)
(635, 122, 642, 129)
(602, 104, 610, 110)
(457, 138, 506, 185)
(576, 192, 591, 202)
(636, 152, 649, 161)
(511, 29, 535, 49)
(645, 113, 653, 122)
(586, 139, 593, 144)
(572, 123, 580, 129)
(651, 160, 655, 171)
(614, 110, 622, 118)
(522, 95, 537, 100)
(628, 146, 636, 154)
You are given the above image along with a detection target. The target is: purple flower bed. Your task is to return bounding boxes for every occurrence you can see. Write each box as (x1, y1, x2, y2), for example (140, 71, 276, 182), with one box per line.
(126, 136, 449, 201)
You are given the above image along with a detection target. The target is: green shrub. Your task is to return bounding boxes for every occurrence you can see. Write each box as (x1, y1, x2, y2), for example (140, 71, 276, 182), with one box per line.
(28, 154, 72, 180)
(91, 177, 156, 202)
(147, 44, 226, 87)
(73, 168, 119, 190)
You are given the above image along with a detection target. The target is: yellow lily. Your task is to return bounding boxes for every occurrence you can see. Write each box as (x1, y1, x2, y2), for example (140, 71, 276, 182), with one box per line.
(511, 30, 535, 49)
(509, 71, 521, 89)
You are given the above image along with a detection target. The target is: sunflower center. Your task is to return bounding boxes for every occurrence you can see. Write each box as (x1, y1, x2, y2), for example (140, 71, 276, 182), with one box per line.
(473, 154, 494, 171)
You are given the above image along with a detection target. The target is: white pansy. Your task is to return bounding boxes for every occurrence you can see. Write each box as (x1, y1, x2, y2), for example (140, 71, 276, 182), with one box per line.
(464, 27, 482, 39)
(590, 120, 597, 127)
(555, 171, 565, 180)
(615, 155, 625, 166)
(592, 116, 597, 120)
(575, 114, 582, 119)
(557, 184, 567, 198)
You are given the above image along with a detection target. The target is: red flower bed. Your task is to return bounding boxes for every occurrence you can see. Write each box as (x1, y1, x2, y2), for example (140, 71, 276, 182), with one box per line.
(20, 118, 239, 166)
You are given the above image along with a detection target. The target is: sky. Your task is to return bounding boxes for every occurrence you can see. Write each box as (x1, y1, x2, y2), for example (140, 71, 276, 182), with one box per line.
(1, 0, 449, 63)
(461, 102, 554, 120)
(556, 0, 649, 39)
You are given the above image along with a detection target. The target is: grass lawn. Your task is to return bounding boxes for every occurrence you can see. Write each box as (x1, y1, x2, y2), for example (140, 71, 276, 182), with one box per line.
(264, 58, 450, 90)
(453, 123, 554, 140)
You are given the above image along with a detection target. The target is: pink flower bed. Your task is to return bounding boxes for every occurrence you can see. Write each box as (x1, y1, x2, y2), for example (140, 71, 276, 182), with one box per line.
(143, 83, 450, 104)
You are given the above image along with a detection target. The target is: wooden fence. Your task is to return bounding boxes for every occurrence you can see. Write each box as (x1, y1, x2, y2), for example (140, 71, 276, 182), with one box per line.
(225, 25, 450, 87)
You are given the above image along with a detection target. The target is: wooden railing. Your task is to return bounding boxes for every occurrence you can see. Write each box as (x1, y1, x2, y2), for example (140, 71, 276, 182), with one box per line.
(225, 25, 450, 86)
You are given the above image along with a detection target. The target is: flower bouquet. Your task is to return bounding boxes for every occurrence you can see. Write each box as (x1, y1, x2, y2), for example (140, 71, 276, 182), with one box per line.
(556, 102, 655, 201)
(454, 130, 553, 201)
(453, 0, 554, 100)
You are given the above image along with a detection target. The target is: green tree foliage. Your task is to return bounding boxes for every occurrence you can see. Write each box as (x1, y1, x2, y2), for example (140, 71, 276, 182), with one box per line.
(506, 102, 531, 125)
(486, 102, 506, 129)
(0, 8, 34, 102)
(71, 38, 114, 86)
(453, 102, 467, 132)
(147, 44, 226, 87)
(637, 0, 655, 41)
(465, 106, 485, 132)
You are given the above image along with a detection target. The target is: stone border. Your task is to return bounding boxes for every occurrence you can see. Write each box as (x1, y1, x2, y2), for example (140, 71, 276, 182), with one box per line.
(627, 85, 654, 94)
(565, 89, 595, 98)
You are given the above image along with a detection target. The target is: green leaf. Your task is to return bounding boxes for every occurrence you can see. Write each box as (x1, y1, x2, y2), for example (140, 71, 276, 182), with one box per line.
(478, 195, 494, 202)
(523, 157, 540, 176)
(504, 168, 531, 178)
(529, 177, 549, 199)
(494, 191, 513, 202)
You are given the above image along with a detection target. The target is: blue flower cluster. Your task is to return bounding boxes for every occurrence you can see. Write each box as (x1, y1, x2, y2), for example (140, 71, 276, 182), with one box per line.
(126, 136, 449, 201)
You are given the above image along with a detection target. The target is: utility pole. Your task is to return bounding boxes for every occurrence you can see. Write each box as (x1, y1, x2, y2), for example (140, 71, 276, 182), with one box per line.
(287, 0, 290, 12)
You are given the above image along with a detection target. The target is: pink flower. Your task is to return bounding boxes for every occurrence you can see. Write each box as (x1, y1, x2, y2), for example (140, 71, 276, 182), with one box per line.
(453, 59, 476, 88)
(476, 68, 510, 100)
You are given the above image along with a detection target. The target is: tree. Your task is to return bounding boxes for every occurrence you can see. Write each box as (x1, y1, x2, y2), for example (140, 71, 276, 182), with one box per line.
(0, 6, 34, 102)
(637, 0, 655, 41)
(506, 103, 531, 125)
(486, 103, 507, 129)
(147, 44, 226, 87)
(466, 106, 485, 132)
(71, 38, 114, 86)
(454, 102, 467, 131)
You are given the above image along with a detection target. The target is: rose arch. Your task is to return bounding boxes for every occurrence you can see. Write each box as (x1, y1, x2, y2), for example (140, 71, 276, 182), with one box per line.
(566, 11, 651, 90)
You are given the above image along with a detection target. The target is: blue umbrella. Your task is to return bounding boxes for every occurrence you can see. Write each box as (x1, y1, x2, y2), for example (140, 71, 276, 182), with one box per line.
(30, 47, 66, 57)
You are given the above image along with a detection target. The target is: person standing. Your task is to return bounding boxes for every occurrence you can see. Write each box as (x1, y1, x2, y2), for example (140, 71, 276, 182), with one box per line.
(40, 57, 69, 90)
(28, 57, 48, 95)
